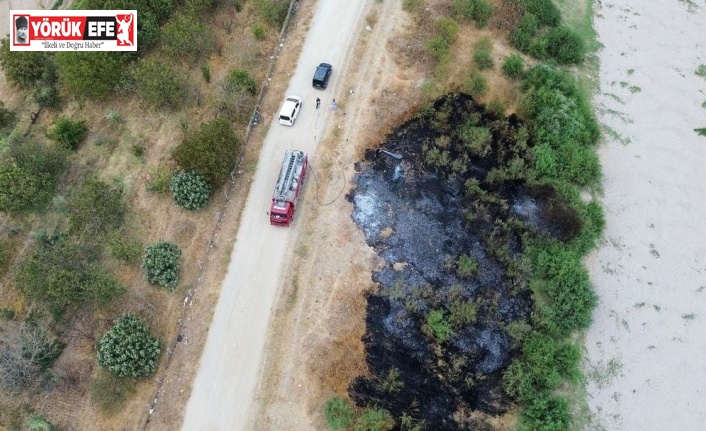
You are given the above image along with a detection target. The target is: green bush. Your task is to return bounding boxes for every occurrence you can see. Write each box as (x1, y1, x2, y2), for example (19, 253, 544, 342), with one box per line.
(451, 0, 474, 20)
(426, 35, 451, 62)
(455, 254, 479, 278)
(142, 241, 182, 290)
(48, 118, 88, 151)
(134, 58, 185, 109)
(227, 69, 257, 96)
(403, 0, 423, 13)
(510, 14, 538, 51)
(545, 26, 586, 64)
(448, 299, 477, 327)
(97, 314, 161, 378)
(519, 393, 570, 431)
(33, 86, 60, 108)
(254, 0, 289, 25)
(437, 17, 460, 45)
(253, 23, 266, 40)
(26, 415, 57, 431)
(0, 39, 50, 87)
(353, 407, 395, 431)
(162, 14, 214, 62)
(147, 165, 172, 193)
(68, 176, 125, 236)
(107, 232, 143, 263)
(473, 39, 494, 70)
(56, 51, 127, 99)
(502, 53, 525, 79)
(423, 309, 454, 343)
(459, 125, 491, 157)
(171, 171, 211, 210)
(0, 162, 54, 214)
(90, 374, 136, 413)
(324, 396, 354, 430)
(467, 71, 488, 97)
(0, 102, 17, 132)
(201, 64, 211, 83)
(173, 118, 240, 188)
(527, 36, 549, 59)
(14, 232, 125, 308)
(520, 0, 561, 27)
(470, 0, 493, 28)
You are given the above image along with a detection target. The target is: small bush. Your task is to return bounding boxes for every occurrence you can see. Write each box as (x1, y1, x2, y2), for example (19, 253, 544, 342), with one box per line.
(437, 17, 460, 45)
(171, 171, 211, 210)
(226, 69, 257, 96)
(473, 47, 494, 70)
(147, 165, 172, 194)
(0, 162, 54, 214)
(254, 0, 289, 26)
(486, 99, 506, 117)
(142, 241, 182, 290)
(162, 14, 214, 62)
(353, 407, 395, 431)
(253, 23, 266, 40)
(546, 26, 585, 64)
(520, 0, 561, 27)
(131, 144, 144, 157)
(0, 39, 50, 87)
(90, 374, 136, 413)
(423, 309, 454, 343)
(456, 254, 479, 278)
(134, 58, 185, 109)
(201, 64, 211, 83)
(520, 393, 570, 431)
(55, 51, 126, 100)
(510, 14, 539, 51)
(324, 396, 353, 430)
(467, 71, 488, 97)
(27, 415, 56, 431)
(0, 102, 17, 132)
(96, 314, 161, 378)
(402, 0, 423, 13)
(459, 125, 491, 157)
(426, 35, 451, 62)
(107, 232, 142, 263)
(471, 0, 493, 28)
(448, 299, 477, 327)
(68, 176, 125, 236)
(502, 53, 525, 79)
(48, 118, 88, 151)
(33, 86, 60, 108)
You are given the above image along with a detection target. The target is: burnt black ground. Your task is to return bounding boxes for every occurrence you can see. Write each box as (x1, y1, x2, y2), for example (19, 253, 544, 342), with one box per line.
(347, 94, 580, 429)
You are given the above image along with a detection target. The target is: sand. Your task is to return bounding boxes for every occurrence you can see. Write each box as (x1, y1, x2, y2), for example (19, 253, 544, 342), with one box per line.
(584, 0, 706, 429)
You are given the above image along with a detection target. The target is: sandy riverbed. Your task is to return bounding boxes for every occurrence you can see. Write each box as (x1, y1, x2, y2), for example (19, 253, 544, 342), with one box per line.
(585, 0, 706, 429)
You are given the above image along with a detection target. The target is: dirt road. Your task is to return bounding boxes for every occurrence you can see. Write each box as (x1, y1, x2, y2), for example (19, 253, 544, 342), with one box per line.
(180, 1, 370, 429)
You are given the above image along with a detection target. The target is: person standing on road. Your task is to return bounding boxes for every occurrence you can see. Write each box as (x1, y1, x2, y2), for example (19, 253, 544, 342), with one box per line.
(316, 97, 321, 109)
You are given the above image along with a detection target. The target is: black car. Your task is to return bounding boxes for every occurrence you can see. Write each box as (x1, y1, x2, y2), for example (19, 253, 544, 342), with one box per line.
(312, 63, 333, 89)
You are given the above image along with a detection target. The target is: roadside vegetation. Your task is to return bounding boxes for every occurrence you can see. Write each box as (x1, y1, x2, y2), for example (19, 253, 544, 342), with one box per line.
(327, 0, 603, 430)
(0, 0, 287, 427)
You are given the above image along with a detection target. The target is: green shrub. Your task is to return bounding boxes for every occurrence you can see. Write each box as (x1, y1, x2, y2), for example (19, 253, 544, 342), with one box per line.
(324, 396, 354, 430)
(97, 314, 161, 378)
(402, 0, 423, 13)
(448, 299, 477, 327)
(467, 71, 488, 97)
(142, 241, 182, 290)
(0, 162, 54, 214)
(171, 171, 211, 210)
(353, 407, 395, 431)
(426, 35, 451, 62)
(519, 393, 570, 431)
(33, 86, 60, 108)
(0, 39, 50, 87)
(201, 64, 211, 83)
(90, 374, 136, 413)
(162, 14, 214, 62)
(147, 164, 172, 193)
(545, 26, 585, 64)
(423, 309, 454, 343)
(48, 118, 87, 151)
(173, 118, 240, 188)
(27, 415, 56, 431)
(134, 58, 185, 109)
(520, 0, 561, 27)
(455, 254, 479, 278)
(471, 0, 493, 28)
(502, 53, 525, 79)
(254, 0, 289, 25)
(68, 176, 125, 236)
(253, 23, 266, 40)
(473, 38, 494, 70)
(459, 125, 491, 157)
(14, 232, 125, 308)
(107, 232, 143, 263)
(510, 14, 538, 51)
(0, 102, 17, 132)
(56, 51, 127, 99)
(451, 0, 474, 20)
(486, 98, 506, 117)
(227, 69, 257, 96)
(131, 144, 144, 157)
(437, 17, 460, 45)
(527, 36, 549, 59)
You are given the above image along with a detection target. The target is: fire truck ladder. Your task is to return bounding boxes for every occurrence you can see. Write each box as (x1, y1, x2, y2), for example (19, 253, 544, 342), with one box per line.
(274, 151, 301, 201)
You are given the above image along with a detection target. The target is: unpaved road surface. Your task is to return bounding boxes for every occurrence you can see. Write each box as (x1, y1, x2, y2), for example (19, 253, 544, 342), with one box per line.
(181, 1, 370, 429)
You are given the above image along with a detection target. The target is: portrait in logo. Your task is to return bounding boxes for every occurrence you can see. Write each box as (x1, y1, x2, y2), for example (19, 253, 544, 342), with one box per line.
(15, 16, 29, 45)
(115, 13, 134, 46)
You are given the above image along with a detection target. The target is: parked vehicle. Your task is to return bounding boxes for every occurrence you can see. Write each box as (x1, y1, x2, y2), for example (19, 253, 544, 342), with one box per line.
(269, 150, 308, 226)
(278, 95, 302, 126)
(312, 63, 333, 89)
